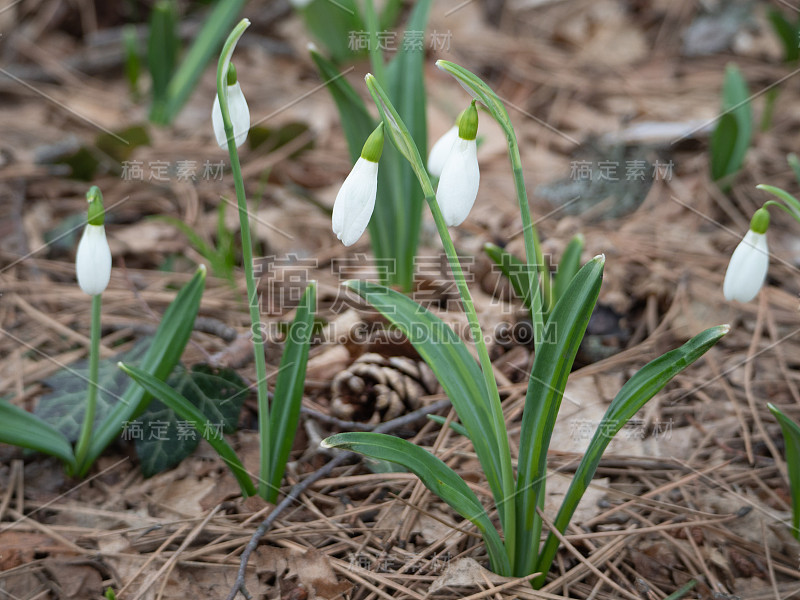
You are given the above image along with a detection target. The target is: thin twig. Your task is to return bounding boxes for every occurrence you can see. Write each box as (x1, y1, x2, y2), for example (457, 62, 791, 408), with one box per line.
(225, 398, 451, 600)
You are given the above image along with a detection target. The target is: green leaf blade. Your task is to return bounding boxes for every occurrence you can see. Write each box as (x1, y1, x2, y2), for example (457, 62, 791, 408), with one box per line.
(81, 266, 207, 475)
(322, 432, 510, 575)
(119, 363, 256, 498)
(553, 234, 584, 306)
(345, 279, 506, 520)
(0, 401, 76, 469)
(533, 324, 727, 584)
(768, 403, 800, 539)
(514, 255, 604, 576)
(135, 364, 247, 477)
(267, 282, 316, 503)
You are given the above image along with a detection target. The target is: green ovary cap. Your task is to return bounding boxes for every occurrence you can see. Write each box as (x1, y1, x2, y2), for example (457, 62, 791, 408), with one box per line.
(226, 63, 238, 86)
(86, 185, 105, 226)
(360, 122, 384, 163)
(750, 207, 770, 234)
(458, 101, 478, 141)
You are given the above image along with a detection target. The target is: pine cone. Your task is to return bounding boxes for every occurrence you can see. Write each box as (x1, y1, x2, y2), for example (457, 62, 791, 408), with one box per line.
(330, 353, 440, 424)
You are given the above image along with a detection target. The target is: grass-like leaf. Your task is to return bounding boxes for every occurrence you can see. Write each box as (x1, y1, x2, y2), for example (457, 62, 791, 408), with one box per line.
(147, 0, 178, 120)
(267, 282, 316, 503)
(514, 256, 604, 576)
(553, 234, 584, 307)
(0, 401, 76, 470)
(135, 364, 246, 477)
(322, 432, 510, 575)
(711, 64, 751, 187)
(484, 243, 537, 312)
(119, 363, 256, 498)
(80, 266, 206, 475)
(768, 403, 800, 540)
(346, 279, 506, 519)
(533, 324, 728, 585)
(768, 9, 800, 63)
(158, 0, 246, 124)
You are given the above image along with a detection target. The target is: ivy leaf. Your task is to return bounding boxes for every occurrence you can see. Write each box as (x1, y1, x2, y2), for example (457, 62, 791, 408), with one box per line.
(35, 340, 151, 443)
(134, 364, 246, 477)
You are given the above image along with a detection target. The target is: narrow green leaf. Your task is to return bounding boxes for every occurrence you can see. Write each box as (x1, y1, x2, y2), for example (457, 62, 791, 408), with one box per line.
(384, 0, 431, 290)
(308, 48, 390, 265)
(756, 184, 800, 220)
(534, 325, 727, 585)
(768, 403, 800, 540)
(296, 0, 364, 64)
(309, 48, 375, 163)
(322, 432, 510, 575)
(767, 9, 800, 63)
(267, 282, 316, 503)
(788, 153, 800, 185)
(427, 414, 469, 438)
(0, 401, 76, 470)
(484, 243, 535, 312)
(147, 0, 179, 116)
(712, 64, 751, 186)
(36, 339, 151, 443)
(81, 266, 206, 475)
(159, 0, 247, 124)
(122, 25, 141, 100)
(346, 279, 506, 520)
(119, 363, 256, 498)
(710, 112, 738, 183)
(514, 256, 604, 576)
(135, 364, 247, 477)
(553, 234, 584, 307)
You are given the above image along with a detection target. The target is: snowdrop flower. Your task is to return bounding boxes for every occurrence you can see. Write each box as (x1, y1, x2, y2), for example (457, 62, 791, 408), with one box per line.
(76, 186, 111, 296)
(427, 125, 458, 177)
(723, 208, 770, 303)
(332, 123, 384, 246)
(212, 63, 250, 149)
(436, 101, 479, 227)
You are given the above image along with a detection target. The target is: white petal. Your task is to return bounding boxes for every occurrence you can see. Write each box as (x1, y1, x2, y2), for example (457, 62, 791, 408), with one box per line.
(435, 138, 479, 227)
(427, 125, 459, 177)
(723, 230, 769, 302)
(212, 82, 250, 149)
(332, 157, 378, 246)
(76, 224, 111, 295)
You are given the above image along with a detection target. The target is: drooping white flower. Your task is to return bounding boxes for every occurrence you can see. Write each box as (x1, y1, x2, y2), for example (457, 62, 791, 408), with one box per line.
(212, 64, 250, 150)
(436, 102, 480, 227)
(427, 125, 458, 178)
(76, 187, 111, 296)
(723, 208, 770, 303)
(332, 123, 384, 246)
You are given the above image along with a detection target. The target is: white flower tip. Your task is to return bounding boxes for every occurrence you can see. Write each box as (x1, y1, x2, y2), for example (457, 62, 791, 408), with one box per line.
(720, 324, 731, 334)
(435, 59, 444, 68)
(198, 264, 207, 275)
(320, 438, 333, 449)
(594, 253, 606, 264)
(307, 42, 318, 53)
(76, 224, 111, 296)
(242, 17, 251, 25)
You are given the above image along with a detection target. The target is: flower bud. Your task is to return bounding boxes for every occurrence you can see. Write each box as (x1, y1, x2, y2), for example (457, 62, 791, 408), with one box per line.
(76, 187, 111, 296)
(332, 124, 383, 246)
(723, 209, 770, 303)
(212, 62, 250, 149)
(435, 102, 480, 226)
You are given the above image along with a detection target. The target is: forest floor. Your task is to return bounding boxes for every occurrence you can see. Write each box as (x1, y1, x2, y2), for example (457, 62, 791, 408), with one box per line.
(1, 0, 800, 598)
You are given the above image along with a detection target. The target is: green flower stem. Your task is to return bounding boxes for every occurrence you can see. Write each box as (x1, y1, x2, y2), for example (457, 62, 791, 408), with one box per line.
(421, 181, 516, 566)
(217, 20, 272, 500)
(75, 293, 102, 470)
(366, 72, 515, 561)
(509, 142, 547, 352)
